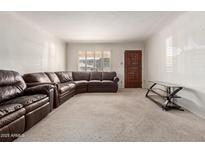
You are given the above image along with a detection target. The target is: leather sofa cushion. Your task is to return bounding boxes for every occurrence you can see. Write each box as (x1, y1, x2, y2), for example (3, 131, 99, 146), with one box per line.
(24, 97, 49, 113)
(102, 80, 114, 86)
(24, 84, 54, 95)
(0, 108, 26, 128)
(88, 80, 102, 86)
(74, 80, 88, 86)
(0, 103, 23, 118)
(102, 72, 116, 80)
(0, 70, 26, 103)
(23, 73, 51, 83)
(5, 94, 47, 107)
(0, 70, 25, 86)
(45, 72, 60, 83)
(55, 72, 72, 83)
(90, 72, 102, 80)
(58, 83, 76, 94)
(72, 72, 90, 81)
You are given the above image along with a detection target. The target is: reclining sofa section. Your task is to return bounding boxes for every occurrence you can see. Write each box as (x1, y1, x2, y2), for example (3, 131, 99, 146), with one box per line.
(0, 70, 54, 142)
(23, 71, 119, 108)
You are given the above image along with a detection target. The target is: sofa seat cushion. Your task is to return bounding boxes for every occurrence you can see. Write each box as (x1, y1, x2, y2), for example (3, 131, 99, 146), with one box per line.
(102, 80, 115, 86)
(23, 97, 49, 113)
(88, 80, 102, 86)
(58, 83, 76, 94)
(0, 108, 26, 128)
(0, 103, 23, 119)
(5, 94, 47, 107)
(74, 80, 88, 87)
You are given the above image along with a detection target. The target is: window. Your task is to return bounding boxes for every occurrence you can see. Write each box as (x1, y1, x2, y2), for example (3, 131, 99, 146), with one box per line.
(78, 51, 86, 71)
(103, 51, 111, 71)
(95, 51, 103, 71)
(86, 51, 95, 71)
(78, 50, 111, 71)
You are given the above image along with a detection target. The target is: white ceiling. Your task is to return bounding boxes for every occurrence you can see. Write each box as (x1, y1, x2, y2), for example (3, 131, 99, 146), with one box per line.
(17, 11, 183, 43)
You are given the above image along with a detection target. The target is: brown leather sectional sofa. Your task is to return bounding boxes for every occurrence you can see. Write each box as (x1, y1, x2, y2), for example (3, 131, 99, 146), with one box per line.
(0, 70, 54, 141)
(0, 70, 119, 141)
(23, 71, 119, 107)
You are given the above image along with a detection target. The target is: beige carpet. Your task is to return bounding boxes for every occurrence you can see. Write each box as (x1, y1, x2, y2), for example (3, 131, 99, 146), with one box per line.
(15, 88, 205, 142)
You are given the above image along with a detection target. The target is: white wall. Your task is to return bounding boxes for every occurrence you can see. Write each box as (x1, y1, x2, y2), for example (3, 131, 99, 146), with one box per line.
(66, 42, 144, 88)
(145, 12, 205, 118)
(0, 12, 66, 74)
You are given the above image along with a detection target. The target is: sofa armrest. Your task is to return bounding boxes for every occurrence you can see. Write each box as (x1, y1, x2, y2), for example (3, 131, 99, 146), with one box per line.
(24, 84, 54, 95)
(113, 76, 119, 84)
(24, 84, 55, 111)
(26, 82, 56, 87)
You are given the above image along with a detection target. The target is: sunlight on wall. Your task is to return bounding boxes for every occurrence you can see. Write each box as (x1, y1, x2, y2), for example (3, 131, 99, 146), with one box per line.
(42, 42, 57, 71)
(145, 12, 205, 119)
(49, 43, 56, 70)
(0, 12, 66, 73)
(165, 36, 173, 73)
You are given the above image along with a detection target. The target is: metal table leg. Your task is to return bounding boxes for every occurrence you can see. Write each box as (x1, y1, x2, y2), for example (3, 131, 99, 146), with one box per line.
(146, 82, 183, 111)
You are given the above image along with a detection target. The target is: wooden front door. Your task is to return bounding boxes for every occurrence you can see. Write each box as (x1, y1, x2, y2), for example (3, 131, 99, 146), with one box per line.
(124, 50, 142, 88)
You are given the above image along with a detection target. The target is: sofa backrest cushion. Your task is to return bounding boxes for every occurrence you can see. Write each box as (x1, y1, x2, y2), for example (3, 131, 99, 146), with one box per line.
(23, 73, 51, 83)
(0, 70, 26, 103)
(72, 72, 90, 81)
(90, 72, 102, 80)
(45, 72, 60, 83)
(102, 72, 116, 80)
(55, 71, 72, 83)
